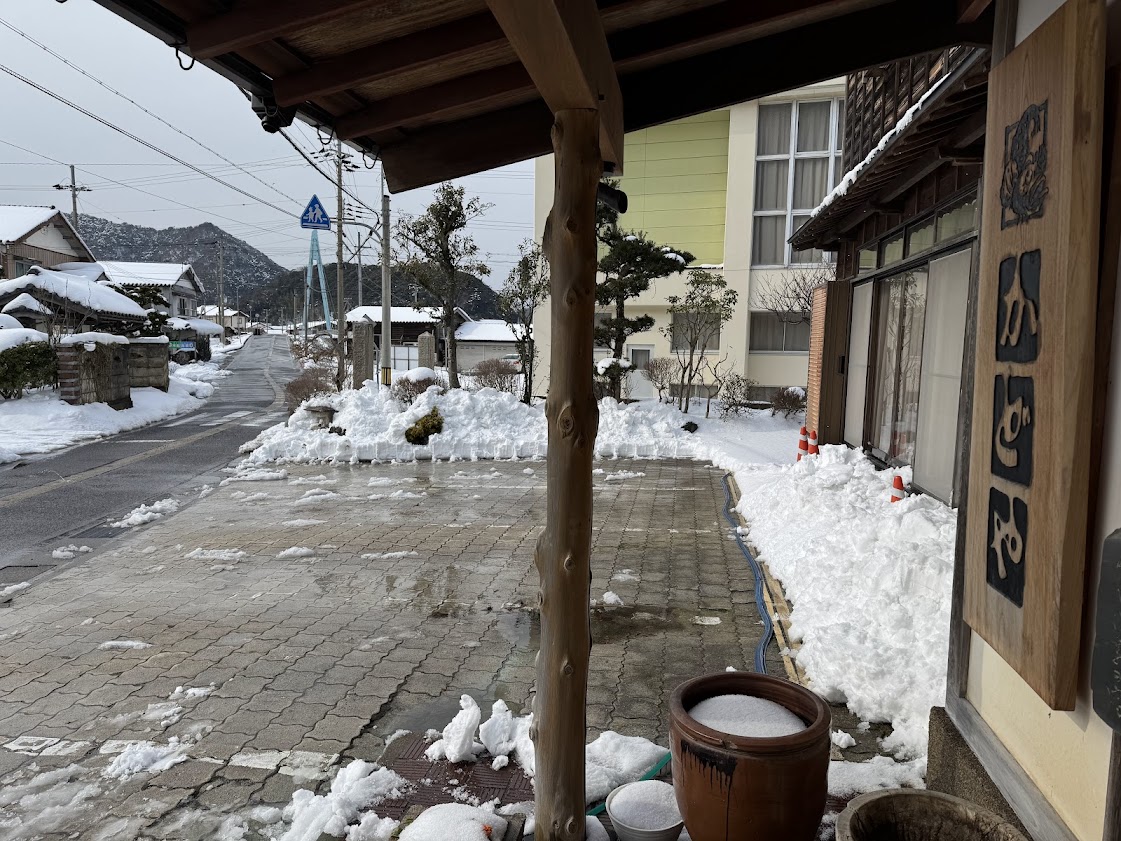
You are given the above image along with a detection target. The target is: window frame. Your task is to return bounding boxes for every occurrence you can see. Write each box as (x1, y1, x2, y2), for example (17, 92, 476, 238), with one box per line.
(748, 310, 811, 354)
(752, 97, 845, 268)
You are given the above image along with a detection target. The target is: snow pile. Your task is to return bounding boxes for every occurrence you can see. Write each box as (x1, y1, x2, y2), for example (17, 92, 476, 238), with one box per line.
(601, 591, 624, 606)
(275, 760, 407, 841)
(109, 498, 179, 527)
(687, 695, 806, 738)
(734, 445, 956, 760)
(51, 544, 92, 560)
(102, 739, 188, 780)
(403, 367, 437, 382)
(399, 804, 505, 841)
(241, 385, 699, 464)
(425, 695, 483, 763)
(0, 327, 48, 353)
(584, 731, 669, 803)
(168, 360, 229, 384)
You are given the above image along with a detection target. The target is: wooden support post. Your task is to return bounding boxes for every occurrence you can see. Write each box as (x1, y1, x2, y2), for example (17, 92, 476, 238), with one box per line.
(534, 107, 600, 841)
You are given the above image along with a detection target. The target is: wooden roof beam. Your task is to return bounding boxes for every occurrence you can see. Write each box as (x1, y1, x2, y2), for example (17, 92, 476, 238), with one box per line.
(271, 13, 506, 108)
(187, 0, 376, 60)
(335, 64, 531, 140)
(486, 0, 624, 170)
(958, 0, 993, 23)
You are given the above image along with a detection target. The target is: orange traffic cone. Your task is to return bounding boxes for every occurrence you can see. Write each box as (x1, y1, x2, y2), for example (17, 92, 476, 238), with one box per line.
(808, 430, 819, 456)
(797, 426, 808, 461)
(890, 474, 906, 503)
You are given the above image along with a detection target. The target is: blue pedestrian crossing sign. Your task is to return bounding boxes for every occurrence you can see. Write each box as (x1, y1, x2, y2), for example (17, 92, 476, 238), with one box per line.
(300, 195, 331, 230)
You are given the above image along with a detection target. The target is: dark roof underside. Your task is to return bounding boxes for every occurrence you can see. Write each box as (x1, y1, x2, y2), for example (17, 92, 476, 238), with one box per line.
(92, 0, 993, 193)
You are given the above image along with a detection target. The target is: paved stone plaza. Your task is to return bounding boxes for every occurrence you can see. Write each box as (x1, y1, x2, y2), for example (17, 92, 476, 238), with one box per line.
(0, 458, 776, 838)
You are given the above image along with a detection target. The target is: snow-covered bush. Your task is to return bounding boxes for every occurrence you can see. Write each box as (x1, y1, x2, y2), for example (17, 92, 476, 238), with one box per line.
(472, 358, 519, 394)
(391, 371, 446, 405)
(0, 341, 57, 398)
(404, 407, 443, 445)
(285, 367, 335, 409)
(720, 373, 758, 419)
(594, 357, 631, 400)
(770, 385, 806, 418)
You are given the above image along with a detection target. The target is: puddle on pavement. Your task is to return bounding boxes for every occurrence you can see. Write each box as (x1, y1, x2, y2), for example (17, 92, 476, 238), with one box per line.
(591, 605, 686, 644)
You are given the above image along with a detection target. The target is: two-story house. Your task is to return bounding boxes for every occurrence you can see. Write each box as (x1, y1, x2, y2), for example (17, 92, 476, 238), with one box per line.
(0, 206, 95, 279)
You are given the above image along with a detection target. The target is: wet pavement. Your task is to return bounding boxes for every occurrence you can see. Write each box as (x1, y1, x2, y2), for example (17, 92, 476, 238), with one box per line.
(0, 457, 772, 838)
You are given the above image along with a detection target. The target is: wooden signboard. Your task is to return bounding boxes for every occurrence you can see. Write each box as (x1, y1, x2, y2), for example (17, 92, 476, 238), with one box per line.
(964, 0, 1104, 711)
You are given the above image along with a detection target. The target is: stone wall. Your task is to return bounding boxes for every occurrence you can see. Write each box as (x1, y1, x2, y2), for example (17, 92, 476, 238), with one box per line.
(58, 342, 132, 410)
(128, 339, 170, 391)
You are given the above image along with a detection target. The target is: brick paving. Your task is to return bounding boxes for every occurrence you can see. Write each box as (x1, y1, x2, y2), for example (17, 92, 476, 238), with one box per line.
(0, 458, 771, 839)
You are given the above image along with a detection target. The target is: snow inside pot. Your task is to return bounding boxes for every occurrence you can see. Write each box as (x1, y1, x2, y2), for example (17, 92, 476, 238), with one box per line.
(836, 789, 1029, 841)
(605, 779, 685, 841)
(669, 672, 830, 841)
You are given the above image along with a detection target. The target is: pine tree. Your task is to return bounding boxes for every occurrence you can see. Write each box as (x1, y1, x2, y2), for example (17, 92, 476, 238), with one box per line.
(595, 186, 694, 399)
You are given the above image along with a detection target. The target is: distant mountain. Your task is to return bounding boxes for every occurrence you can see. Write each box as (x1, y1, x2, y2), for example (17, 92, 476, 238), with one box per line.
(76, 214, 501, 321)
(253, 263, 502, 323)
(77, 215, 286, 303)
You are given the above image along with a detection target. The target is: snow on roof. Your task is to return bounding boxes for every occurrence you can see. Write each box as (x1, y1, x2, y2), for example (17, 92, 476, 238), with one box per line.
(345, 305, 439, 324)
(59, 331, 128, 346)
(56, 261, 203, 293)
(0, 313, 21, 329)
(807, 70, 954, 223)
(0, 267, 146, 319)
(0, 327, 48, 353)
(197, 305, 248, 318)
(2, 292, 52, 316)
(166, 317, 223, 336)
(0, 206, 60, 243)
(455, 319, 521, 343)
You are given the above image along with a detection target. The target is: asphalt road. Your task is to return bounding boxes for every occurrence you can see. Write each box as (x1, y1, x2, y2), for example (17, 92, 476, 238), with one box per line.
(0, 334, 298, 578)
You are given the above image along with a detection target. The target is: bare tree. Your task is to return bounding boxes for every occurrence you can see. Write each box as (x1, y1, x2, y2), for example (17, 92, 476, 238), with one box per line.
(662, 270, 738, 413)
(700, 353, 731, 419)
(756, 263, 834, 325)
(498, 239, 549, 404)
(640, 357, 674, 403)
(395, 183, 492, 389)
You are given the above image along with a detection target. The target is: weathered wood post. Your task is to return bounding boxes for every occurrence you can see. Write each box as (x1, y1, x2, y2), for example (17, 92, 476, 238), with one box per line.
(534, 107, 600, 841)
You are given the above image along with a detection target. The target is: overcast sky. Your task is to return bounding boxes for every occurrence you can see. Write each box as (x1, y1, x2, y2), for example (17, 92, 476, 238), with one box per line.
(0, 1, 535, 287)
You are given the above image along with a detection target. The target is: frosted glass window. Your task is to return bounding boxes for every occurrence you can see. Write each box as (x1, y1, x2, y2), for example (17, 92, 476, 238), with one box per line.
(907, 218, 936, 256)
(752, 216, 785, 265)
(754, 161, 789, 211)
(870, 269, 928, 463)
(793, 158, 829, 209)
(936, 195, 977, 242)
(913, 248, 971, 503)
(757, 104, 792, 155)
(797, 101, 831, 152)
(881, 232, 904, 265)
(845, 283, 873, 447)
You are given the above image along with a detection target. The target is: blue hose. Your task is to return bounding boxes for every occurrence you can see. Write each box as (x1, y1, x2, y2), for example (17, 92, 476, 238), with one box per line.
(721, 473, 774, 674)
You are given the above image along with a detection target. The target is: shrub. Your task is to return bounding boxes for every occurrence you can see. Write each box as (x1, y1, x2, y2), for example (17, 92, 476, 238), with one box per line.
(472, 358, 519, 394)
(641, 357, 675, 402)
(285, 367, 335, 410)
(720, 374, 758, 419)
(405, 408, 444, 445)
(770, 385, 807, 418)
(0, 341, 57, 398)
(196, 337, 212, 362)
(391, 372, 446, 405)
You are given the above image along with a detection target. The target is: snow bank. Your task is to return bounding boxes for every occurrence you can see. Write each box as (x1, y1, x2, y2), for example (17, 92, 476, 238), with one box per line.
(733, 445, 955, 760)
(241, 385, 699, 464)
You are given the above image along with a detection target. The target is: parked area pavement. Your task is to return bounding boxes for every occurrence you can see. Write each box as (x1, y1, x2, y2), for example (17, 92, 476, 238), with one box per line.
(0, 335, 297, 581)
(0, 457, 782, 838)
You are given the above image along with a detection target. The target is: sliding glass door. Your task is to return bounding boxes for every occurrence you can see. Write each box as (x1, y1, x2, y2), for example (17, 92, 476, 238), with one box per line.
(869, 269, 928, 464)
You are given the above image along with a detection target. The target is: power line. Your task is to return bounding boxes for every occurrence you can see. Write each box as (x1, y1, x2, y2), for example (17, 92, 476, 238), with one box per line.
(0, 16, 302, 209)
(0, 60, 296, 217)
(276, 127, 379, 219)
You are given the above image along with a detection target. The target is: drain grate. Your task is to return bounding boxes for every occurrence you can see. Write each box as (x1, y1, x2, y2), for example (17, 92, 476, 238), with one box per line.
(72, 524, 122, 539)
(0, 565, 48, 585)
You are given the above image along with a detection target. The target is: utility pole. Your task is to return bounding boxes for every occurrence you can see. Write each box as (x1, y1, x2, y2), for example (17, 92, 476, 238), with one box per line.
(335, 139, 347, 389)
(380, 168, 392, 387)
(217, 233, 225, 344)
(53, 165, 90, 233)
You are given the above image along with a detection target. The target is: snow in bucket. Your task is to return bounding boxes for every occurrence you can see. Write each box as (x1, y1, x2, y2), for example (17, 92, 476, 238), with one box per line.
(687, 694, 807, 738)
(605, 779, 684, 841)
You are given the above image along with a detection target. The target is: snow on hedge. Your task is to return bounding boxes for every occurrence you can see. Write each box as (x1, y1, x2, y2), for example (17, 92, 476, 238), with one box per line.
(0, 327, 48, 353)
(240, 385, 698, 465)
(732, 445, 955, 762)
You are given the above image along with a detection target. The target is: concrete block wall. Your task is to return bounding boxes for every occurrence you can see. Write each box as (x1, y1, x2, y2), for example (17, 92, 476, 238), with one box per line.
(128, 340, 169, 391)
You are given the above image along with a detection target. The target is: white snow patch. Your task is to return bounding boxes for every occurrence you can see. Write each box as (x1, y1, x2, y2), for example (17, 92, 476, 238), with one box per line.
(361, 551, 418, 560)
(185, 548, 247, 562)
(98, 640, 151, 651)
(602, 470, 645, 482)
(398, 804, 506, 841)
(169, 684, 216, 702)
(688, 695, 806, 738)
(692, 616, 721, 626)
(1, 582, 30, 598)
(281, 519, 325, 527)
(424, 695, 481, 764)
(50, 544, 92, 560)
(109, 498, 179, 528)
(141, 702, 184, 728)
(102, 738, 188, 780)
(277, 547, 316, 559)
(601, 591, 623, 607)
(828, 756, 926, 798)
(275, 760, 408, 841)
(831, 730, 857, 749)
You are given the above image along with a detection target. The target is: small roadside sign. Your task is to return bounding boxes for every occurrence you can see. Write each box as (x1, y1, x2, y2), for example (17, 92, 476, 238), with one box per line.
(300, 195, 331, 230)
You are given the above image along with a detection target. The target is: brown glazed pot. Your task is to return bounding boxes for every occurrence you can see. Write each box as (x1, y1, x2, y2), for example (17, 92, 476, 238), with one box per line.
(669, 672, 831, 841)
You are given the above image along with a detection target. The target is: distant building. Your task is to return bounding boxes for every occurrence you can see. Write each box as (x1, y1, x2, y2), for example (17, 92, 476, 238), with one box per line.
(0, 206, 95, 279)
(55, 261, 205, 319)
(197, 305, 250, 332)
(455, 319, 521, 371)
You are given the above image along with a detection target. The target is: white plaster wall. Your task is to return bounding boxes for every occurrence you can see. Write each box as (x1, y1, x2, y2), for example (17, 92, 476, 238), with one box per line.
(25, 223, 77, 256)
